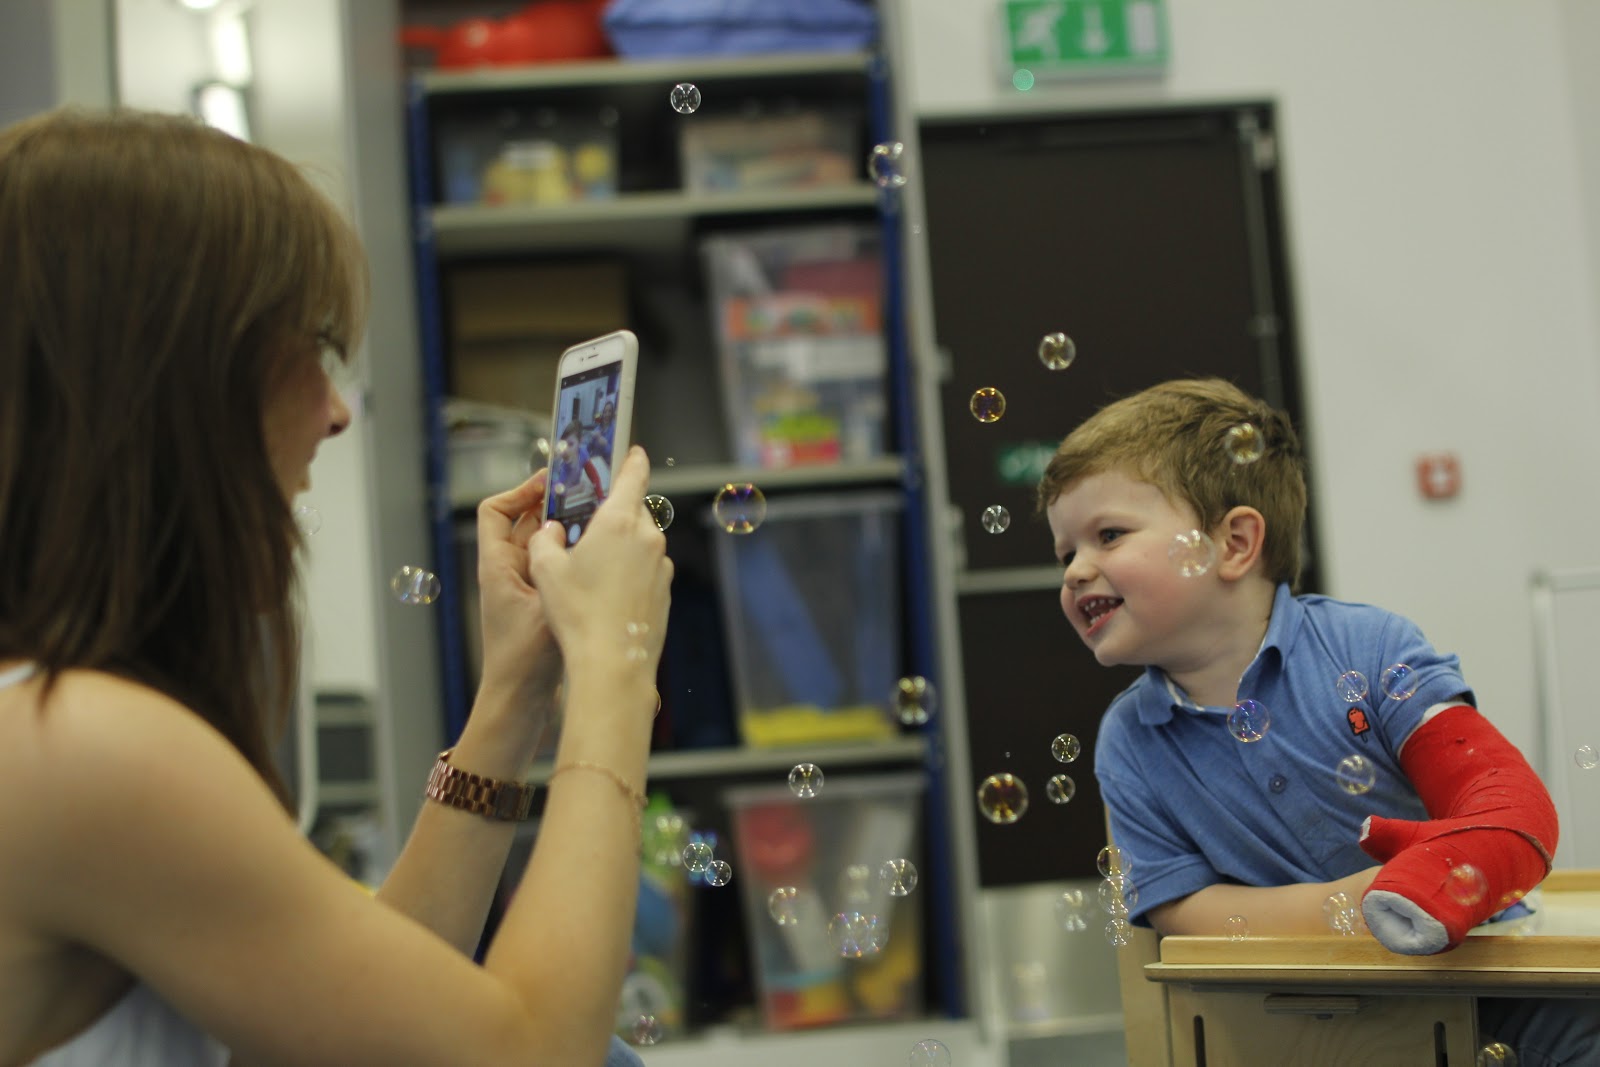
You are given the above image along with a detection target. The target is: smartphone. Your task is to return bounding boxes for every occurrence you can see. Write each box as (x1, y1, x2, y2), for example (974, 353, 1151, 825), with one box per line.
(543, 329, 638, 545)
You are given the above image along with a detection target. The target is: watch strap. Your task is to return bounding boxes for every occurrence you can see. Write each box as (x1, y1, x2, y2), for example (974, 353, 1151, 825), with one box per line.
(424, 748, 534, 822)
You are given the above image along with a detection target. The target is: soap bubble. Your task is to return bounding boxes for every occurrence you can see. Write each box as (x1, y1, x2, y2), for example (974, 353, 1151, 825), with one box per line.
(977, 772, 1029, 824)
(1051, 733, 1081, 763)
(668, 82, 701, 114)
(1105, 917, 1132, 947)
(1096, 845, 1129, 880)
(1323, 891, 1358, 934)
(629, 1015, 664, 1046)
(530, 437, 552, 471)
(1477, 1041, 1520, 1066)
(1335, 754, 1376, 796)
(788, 762, 824, 798)
(868, 141, 908, 189)
(910, 1039, 952, 1066)
(643, 494, 674, 531)
(881, 858, 918, 897)
(713, 482, 766, 534)
(1446, 862, 1488, 906)
(293, 504, 321, 537)
(1336, 670, 1369, 703)
(1055, 888, 1088, 931)
(1225, 422, 1264, 464)
(1225, 914, 1249, 940)
(390, 565, 441, 605)
(1576, 745, 1598, 770)
(828, 910, 886, 958)
(1168, 529, 1217, 577)
(981, 504, 1011, 534)
(768, 887, 802, 925)
(682, 841, 712, 874)
(1380, 663, 1418, 700)
(1046, 774, 1076, 804)
(969, 386, 1006, 423)
(1099, 879, 1138, 916)
(705, 859, 733, 887)
(1038, 331, 1076, 370)
(1228, 699, 1271, 743)
(892, 676, 937, 725)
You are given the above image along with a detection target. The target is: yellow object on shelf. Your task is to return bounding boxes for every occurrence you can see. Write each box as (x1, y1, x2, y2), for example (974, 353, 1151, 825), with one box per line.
(739, 704, 898, 748)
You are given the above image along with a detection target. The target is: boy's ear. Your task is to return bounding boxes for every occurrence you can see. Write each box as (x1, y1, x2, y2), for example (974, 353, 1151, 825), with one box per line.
(1215, 505, 1267, 581)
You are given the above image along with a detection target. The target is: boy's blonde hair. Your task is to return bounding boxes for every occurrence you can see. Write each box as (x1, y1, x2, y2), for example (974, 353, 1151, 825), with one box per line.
(1036, 378, 1308, 588)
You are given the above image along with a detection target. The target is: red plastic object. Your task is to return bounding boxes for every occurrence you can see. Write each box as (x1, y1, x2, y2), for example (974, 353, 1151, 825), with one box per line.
(400, 1, 611, 70)
(736, 804, 815, 884)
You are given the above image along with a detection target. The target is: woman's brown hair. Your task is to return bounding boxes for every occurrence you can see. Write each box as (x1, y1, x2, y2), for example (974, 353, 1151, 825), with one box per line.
(0, 108, 367, 804)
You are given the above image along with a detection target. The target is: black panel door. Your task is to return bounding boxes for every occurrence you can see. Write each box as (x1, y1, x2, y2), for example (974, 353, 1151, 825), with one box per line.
(919, 104, 1314, 886)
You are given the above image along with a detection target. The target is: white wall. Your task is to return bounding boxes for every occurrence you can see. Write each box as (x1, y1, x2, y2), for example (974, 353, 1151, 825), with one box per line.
(898, 0, 1600, 760)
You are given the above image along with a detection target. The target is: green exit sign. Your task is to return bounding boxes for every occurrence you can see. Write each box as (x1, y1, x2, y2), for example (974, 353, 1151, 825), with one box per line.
(1001, 0, 1169, 80)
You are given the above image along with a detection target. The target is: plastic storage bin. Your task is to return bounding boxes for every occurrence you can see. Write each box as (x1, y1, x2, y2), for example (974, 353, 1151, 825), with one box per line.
(710, 492, 901, 747)
(724, 772, 926, 1032)
(702, 225, 888, 469)
(680, 109, 859, 193)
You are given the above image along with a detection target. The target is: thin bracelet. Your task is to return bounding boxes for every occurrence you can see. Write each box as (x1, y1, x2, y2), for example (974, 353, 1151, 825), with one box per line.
(548, 760, 648, 832)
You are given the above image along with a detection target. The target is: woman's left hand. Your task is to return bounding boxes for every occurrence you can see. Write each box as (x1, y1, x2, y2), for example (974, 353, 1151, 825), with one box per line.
(471, 468, 563, 743)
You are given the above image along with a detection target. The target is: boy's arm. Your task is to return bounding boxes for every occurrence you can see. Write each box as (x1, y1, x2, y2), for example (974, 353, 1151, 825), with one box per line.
(1149, 866, 1381, 937)
(1359, 703, 1557, 955)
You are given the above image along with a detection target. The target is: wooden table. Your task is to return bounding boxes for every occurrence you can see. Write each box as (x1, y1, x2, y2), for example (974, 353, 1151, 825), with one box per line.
(1137, 872, 1600, 1067)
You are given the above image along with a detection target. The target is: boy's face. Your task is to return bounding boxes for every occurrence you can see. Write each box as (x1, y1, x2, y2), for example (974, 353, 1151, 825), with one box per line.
(1045, 468, 1218, 672)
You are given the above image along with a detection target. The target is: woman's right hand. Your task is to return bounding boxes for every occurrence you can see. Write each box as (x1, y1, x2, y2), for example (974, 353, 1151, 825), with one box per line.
(525, 446, 672, 685)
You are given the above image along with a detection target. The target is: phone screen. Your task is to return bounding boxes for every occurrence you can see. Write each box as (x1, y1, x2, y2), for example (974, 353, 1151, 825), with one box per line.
(545, 360, 623, 544)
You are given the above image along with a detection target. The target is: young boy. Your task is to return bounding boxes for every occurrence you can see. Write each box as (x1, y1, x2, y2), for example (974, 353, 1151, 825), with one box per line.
(1038, 378, 1595, 1064)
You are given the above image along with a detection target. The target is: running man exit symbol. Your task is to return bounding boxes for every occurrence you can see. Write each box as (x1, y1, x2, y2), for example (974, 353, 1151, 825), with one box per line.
(1002, 0, 1169, 76)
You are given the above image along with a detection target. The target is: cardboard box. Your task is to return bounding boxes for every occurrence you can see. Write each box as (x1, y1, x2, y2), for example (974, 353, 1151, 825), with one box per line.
(447, 261, 628, 412)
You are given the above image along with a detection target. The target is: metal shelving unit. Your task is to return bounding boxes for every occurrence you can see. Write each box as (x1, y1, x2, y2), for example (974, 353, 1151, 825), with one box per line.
(402, 36, 962, 1033)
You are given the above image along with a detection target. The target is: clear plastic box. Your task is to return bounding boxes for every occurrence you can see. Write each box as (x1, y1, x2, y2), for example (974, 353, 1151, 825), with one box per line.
(702, 225, 888, 470)
(709, 492, 902, 748)
(723, 772, 926, 1032)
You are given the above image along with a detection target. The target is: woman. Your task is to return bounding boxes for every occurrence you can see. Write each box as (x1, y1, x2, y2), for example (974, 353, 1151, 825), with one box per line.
(0, 108, 669, 1066)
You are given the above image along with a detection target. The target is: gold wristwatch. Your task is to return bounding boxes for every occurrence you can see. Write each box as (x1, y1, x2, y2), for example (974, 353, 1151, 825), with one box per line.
(424, 749, 534, 822)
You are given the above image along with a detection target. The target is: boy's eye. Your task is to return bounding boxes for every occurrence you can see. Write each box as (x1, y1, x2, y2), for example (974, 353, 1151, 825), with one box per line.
(1099, 528, 1124, 545)
(1059, 550, 1076, 570)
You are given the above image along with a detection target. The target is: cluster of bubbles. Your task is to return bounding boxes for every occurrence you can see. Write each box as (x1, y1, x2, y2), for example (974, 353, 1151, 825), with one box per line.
(1323, 891, 1363, 936)
(977, 732, 1084, 823)
(1098, 846, 1136, 947)
(760, 855, 924, 963)
(680, 839, 734, 887)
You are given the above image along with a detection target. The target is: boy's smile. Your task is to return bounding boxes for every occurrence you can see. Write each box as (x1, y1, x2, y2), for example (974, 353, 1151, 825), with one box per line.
(1045, 468, 1217, 672)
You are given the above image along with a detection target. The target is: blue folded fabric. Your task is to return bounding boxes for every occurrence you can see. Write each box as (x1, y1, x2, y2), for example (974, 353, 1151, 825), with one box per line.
(602, 0, 878, 58)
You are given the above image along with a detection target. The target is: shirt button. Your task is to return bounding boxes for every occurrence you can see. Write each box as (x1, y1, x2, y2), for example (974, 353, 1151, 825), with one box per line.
(1268, 774, 1289, 794)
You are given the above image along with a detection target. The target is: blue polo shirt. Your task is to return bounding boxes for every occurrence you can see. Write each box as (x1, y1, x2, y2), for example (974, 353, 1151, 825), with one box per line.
(1095, 583, 1473, 927)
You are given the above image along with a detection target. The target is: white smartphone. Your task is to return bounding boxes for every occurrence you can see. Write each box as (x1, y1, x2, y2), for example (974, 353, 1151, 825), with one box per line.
(543, 328, 638, 545)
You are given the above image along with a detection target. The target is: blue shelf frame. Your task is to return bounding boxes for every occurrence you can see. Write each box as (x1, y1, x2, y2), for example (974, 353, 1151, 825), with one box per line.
(866, 55, 964, 1019)
(405, 76, 473, 744)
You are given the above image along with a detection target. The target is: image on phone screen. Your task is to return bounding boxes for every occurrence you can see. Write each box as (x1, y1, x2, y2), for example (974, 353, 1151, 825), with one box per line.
(546, 361, 622, 544)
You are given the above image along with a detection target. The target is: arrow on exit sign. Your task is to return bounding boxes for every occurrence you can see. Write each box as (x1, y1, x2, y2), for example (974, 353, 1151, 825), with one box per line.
(1001, 0, 1169, 77)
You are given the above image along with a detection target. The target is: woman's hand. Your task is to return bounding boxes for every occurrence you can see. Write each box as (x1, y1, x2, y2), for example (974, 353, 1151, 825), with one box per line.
(526, 447, 672, 693)
(473, 468, 563, 724)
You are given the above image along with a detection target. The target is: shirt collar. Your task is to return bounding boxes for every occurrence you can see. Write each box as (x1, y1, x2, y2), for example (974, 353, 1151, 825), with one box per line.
(1136, 582, 1299, 725)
